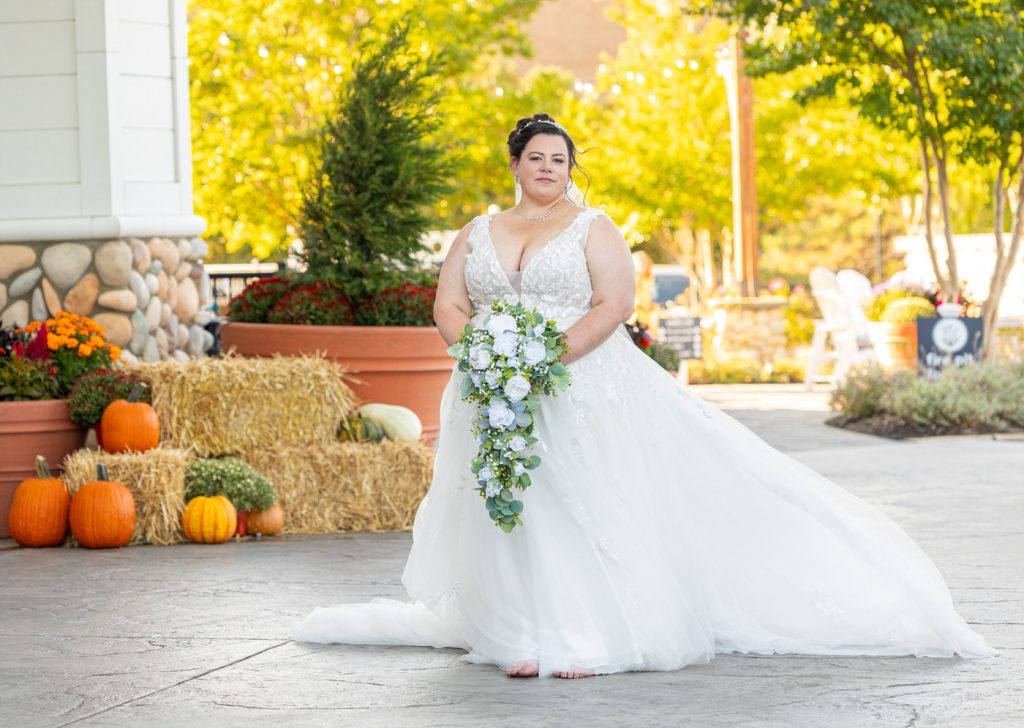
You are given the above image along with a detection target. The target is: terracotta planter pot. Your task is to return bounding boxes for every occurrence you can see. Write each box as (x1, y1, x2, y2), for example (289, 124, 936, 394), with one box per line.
(868, 321, 918, 373)
(0, 400, 87, 539)
(221, 322, 452, 444)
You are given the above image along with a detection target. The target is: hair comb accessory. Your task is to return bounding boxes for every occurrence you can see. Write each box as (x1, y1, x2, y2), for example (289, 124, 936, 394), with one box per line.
(517, 118, 567, 135)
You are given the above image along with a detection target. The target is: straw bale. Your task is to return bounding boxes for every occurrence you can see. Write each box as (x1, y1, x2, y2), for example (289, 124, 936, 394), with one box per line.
(240, 441, 434, 533)
(131, 353, 358, 456)
(63, 448, 191, 546)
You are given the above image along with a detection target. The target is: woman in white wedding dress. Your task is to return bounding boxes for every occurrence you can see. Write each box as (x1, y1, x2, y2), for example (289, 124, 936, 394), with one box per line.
(293, 113, 995, 678)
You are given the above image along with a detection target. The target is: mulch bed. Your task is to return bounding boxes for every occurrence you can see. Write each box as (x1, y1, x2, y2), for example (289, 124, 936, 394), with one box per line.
(825, 414, 1023, 440)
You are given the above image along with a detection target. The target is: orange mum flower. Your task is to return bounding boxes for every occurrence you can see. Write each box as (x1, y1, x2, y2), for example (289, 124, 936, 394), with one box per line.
(108, 345, 122, 363)
(78, 344, 94, 357)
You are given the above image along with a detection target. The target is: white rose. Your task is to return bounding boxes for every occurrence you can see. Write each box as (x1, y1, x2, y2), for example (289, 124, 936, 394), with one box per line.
(470, 371, 482, 388)
(485, 481, 502, 497)
(509, 435, 528, 452)
(513, 462, 526, 475)
(468, 345, 492, 370)
(492, 330, 520, 357)
(523, 340, 547, 365)
(484, 370, 502, 388)
(487, 401, 517, 429)
(478, 465, 493, 481)
(485, 312, 518, 337)
(503, 374, 531, 403)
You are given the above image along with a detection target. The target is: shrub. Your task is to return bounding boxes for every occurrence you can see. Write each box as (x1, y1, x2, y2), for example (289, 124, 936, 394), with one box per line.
(784, 289, 817, 347)
(267, 282, 356, 326)
(647, 342, 681, 372)
(830, 365, 909, 419)
(228, 277, 295, 323)
(68, 368, 150, 427)
(880, 297, 936, 323)
(298, 22, 454, 300)
(688, 358, 804, 384)
(354, 282, 437, 327)
(184, 458, 276, 512)
(832, 361, 1024, 432)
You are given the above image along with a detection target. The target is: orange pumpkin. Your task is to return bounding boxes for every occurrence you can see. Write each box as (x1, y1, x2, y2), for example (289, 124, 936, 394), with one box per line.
(247, 503, 285, 536)
(69, 463, 136, 548)
(181, 495, 237, 544)
(100, 384, 160, 453)
(8, 456, 70, 547)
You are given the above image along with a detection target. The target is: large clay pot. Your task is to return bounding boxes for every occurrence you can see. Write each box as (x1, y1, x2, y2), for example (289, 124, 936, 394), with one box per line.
(220, 323, 452, 444)
(0, 400, 87, 539)
(868, 321, 918, 373)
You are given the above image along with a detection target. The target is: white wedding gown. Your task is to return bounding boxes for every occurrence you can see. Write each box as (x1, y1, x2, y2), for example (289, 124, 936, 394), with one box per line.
(293, 207, 994, 675)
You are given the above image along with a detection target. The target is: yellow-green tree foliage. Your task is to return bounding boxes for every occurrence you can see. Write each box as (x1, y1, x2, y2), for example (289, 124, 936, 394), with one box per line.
(188, 0, 539, 260)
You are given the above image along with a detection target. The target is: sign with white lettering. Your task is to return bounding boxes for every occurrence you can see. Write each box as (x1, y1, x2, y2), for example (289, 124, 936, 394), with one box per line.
(916, 317, 984, 380)
(660, 316, 702, 360)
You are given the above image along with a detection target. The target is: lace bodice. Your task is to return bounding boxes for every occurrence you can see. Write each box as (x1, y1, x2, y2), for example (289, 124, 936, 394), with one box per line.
(463, 208, 609, 328)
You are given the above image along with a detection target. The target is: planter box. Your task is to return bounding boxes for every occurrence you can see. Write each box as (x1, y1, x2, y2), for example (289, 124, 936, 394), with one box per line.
(0, 400, 87, 539)
(220, 322, 452, 444)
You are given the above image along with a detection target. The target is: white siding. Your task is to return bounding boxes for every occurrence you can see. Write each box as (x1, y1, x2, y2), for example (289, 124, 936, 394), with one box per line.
(0, 129, 79, 184)
(0, 2, 75, 23)
(0, 76, 78, 130)
(125, 181, 183, 214)
(0, 21, 76, 77)
(0, 183, 80, 218)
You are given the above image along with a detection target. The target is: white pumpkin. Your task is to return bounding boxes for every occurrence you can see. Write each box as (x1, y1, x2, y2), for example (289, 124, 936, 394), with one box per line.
(357, 403, 422, 441)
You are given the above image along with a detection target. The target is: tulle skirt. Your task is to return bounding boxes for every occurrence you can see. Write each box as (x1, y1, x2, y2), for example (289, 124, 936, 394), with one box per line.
(293, 329, 995, 676)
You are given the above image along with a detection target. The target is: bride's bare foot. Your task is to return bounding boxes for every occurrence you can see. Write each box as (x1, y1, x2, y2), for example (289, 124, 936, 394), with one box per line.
(505, 660, 539, 678)
(552, 668, 593, 679)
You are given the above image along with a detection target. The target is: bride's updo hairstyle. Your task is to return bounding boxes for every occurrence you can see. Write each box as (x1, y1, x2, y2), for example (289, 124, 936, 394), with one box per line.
(506, 113, 579, 168)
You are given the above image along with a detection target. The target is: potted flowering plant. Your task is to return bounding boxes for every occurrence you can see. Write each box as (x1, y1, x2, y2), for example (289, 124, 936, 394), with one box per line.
(220, 23, 453, 442)
(0, 312, 122, 537)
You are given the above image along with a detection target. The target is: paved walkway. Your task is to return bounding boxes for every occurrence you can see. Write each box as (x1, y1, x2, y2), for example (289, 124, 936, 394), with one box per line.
(2, 385, 1022, 727)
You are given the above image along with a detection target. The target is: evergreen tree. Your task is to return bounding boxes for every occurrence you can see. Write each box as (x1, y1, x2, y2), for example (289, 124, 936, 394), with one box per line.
(299, 22, 455, 297)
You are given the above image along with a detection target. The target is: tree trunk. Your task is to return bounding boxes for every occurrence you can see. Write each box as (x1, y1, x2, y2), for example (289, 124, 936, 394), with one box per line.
(982, 161, 1024, 358)
(918, 138, 950, 294)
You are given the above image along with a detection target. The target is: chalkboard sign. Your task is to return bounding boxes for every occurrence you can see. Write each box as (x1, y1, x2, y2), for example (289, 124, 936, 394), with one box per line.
(916, 317, 984, 381)
(660, 316, 702, 360)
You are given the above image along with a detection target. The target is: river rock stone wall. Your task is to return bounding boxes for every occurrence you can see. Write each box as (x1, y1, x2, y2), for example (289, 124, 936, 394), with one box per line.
(0, 237, 213, 363)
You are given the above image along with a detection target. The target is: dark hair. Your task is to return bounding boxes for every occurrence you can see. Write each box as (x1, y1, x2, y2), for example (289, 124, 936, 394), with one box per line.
(506, 113, 577, 166)
(506, 113, 590, 198)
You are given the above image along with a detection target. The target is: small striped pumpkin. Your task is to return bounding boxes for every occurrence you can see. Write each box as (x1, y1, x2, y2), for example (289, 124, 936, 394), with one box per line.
(181, 495, 237, 544)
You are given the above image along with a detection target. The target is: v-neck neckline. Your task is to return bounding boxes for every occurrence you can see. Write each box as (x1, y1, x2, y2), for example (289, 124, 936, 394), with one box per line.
(484, 208, 588, 294)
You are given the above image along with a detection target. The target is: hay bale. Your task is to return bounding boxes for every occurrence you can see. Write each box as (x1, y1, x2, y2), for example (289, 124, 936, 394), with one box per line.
(63, 448, 191, 546)
(240, 441, 434, 533)
(131, 353, 358, 456)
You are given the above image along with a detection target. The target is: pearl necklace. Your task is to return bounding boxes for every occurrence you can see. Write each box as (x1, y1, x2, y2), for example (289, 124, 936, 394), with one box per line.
(515, 200, 563, 221)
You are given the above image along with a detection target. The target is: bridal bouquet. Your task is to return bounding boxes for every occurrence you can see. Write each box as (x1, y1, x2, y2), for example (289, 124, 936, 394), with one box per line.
(447, 301, 571, 532)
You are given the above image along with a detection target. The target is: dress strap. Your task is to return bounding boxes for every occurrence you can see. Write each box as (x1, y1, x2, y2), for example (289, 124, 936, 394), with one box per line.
(573, 208, 611, 251)
(465, 214, 489, 251)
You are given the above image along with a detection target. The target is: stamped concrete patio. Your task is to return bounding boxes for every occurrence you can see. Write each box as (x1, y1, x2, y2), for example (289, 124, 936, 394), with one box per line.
(2, 384, 1021, 727)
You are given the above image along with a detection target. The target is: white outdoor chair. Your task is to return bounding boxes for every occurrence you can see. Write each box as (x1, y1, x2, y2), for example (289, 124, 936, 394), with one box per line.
(837, 269, 874, 308)
(805, 267, 877, 389)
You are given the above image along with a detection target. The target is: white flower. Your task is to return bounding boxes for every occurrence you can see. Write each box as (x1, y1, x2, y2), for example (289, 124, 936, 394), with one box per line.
(493, 330, 520, 357)
(478, 465, 493, 481)
(487, 401, 517, 429)
(509, 435, 528, 452)
(470, 371, 482, 388)
(468, 345, 492, 370)
(485, 312, 518, 337)
(484, 370, 502, 388)
(523, 340, 547, 365)
(503, 374, 531, 402)
(513, 462, 526, 475)
(485, 481, 502, 497)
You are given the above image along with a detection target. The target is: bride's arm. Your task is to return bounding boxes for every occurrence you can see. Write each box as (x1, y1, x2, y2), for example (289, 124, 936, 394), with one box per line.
(562, 216, 635, 364)
(433, 224, 474, 346)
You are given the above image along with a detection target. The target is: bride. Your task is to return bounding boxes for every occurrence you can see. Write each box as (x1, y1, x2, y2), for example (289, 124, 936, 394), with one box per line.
(293, 113, 995, 679)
